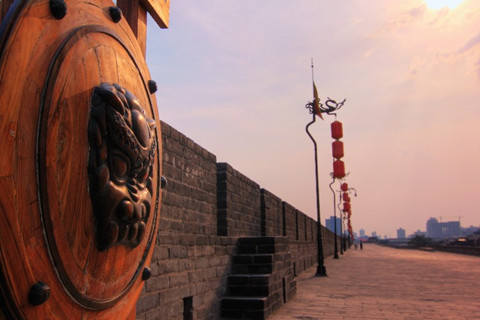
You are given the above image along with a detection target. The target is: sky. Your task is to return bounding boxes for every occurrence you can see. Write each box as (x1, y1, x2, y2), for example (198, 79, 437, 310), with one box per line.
(145, 0, 480, 238)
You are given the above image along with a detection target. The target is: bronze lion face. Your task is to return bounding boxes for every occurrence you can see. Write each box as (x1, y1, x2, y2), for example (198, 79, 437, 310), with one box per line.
(88, 83, 157, 251)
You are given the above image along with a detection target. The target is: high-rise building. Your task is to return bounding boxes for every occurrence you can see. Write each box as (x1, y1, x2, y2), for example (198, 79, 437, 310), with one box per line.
(426, 217, 439, 238)
(359, 229, 365, 237)
(426, 217, 461, 239)
(397, 228, 406, 239)
(325, 216, 341, 234)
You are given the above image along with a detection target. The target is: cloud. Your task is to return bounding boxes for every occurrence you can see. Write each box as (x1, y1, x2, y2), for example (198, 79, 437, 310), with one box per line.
(409, 5, 427, 18)
(409, 56, 427, 75)
(458, 32, 480, 54)
(362, 47, 376, 59)
(370, 2, 457, 40)
(476, 58, 480, 78)
(454, 32, 480, 78)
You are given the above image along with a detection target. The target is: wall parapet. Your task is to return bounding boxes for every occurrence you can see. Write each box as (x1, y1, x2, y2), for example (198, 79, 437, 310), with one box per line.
(217, 162, 261, 237)
(136, 121, 339, 320)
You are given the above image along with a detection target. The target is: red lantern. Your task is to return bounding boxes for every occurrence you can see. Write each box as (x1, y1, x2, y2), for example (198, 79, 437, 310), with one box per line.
(333, 160, 345, 178)
(343, 193, 350, 202)
(341, 183, 349, 192)
(343, 202, 351, 211)
(332, 140, 344, 159)
(331, 120, 343, 139)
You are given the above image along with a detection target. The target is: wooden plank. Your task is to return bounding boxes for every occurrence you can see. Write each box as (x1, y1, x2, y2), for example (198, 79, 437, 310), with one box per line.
(126, 306, 137, 320)
(140, 0, 170, 29)
(117, 0, 169, 56)
(117, 0, 143, 37)
(137, 5, 148, 55)
(116, 0, 170, 32)
(117, 1, 147, 56)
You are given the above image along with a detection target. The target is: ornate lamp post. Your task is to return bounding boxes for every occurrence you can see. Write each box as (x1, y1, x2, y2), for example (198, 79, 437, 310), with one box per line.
(329, 180, 339, 259)
(336, 190, 352, 254)
(304, 62, 346, 276)
(305, 114, 327, 276)
(336, 190, 345, 255)
(330, 120, 346, 259)
(339, 183, 357, 251)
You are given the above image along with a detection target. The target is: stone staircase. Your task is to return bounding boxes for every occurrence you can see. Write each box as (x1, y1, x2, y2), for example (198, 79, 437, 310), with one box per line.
(221, 237, 296, 319)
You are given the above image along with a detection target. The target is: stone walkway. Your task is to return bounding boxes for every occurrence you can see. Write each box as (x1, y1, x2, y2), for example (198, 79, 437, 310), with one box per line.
(271, 244, 480, 320)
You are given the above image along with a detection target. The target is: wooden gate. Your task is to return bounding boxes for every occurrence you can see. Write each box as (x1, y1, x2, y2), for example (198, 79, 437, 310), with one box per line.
(0, 1, 168, 319)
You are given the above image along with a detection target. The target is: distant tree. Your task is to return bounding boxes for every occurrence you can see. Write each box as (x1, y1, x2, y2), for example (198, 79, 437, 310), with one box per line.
(408, 235, 433, 248)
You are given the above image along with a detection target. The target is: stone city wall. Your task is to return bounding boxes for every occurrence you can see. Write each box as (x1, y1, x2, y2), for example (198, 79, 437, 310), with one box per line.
(136, 121, 338, 320)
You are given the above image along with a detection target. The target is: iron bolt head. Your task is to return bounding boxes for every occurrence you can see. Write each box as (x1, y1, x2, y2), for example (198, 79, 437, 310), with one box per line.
(28, 281, 50, 306)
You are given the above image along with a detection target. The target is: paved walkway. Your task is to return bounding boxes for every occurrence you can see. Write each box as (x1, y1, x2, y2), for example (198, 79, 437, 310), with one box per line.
(271, 244, 480, 320)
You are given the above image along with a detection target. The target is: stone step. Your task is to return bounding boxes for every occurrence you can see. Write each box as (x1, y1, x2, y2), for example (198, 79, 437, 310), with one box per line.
(227, 274, 271, 297)
(228, 274, 271, 286)
(221, 296, 271, 320)
(236, 237, 289, 255)
(222, 237, 296, 319)
(236, 237, 276, 246)
(236, 243, 275, 255)
(228, 285, 269, 297)
(232, 254, 273, 265)
(232, 263, 273, 275)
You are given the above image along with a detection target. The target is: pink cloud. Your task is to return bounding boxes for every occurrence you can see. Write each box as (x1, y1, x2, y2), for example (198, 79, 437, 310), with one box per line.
(458, 32, 480, 54)
(408, 5, 427, 18)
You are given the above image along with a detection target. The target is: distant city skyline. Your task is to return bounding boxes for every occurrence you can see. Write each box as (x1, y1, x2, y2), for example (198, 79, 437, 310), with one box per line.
(359, 216, 479, 239)
(325, 216, 342, 235)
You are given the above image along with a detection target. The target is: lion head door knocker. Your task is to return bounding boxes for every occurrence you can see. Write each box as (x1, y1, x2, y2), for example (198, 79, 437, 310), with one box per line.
(88, 83, 157, 251)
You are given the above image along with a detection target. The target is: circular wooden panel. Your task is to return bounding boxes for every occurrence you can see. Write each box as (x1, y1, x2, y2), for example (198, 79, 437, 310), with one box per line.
(0, 1, 161, 319)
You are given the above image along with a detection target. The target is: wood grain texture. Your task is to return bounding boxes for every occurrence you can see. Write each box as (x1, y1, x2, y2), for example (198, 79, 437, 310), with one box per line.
(0, 0, 162, 319)
(117, 0, 147, 56)
(141, 0, 170, 29)
(117, 0, 170, 56)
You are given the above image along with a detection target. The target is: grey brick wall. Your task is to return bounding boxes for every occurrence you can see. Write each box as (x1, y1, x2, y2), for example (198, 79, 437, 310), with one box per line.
(137, 121, 340, 320)
(137, 122, 235, 320)
(283, 202, 297, 241)
(260, 189, 283, 237)
(217, 163, 261, 237)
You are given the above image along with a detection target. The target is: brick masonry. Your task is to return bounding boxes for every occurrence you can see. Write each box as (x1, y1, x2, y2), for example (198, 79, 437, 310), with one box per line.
(136, 121, 339, 320)
(217, 163, 261, 237)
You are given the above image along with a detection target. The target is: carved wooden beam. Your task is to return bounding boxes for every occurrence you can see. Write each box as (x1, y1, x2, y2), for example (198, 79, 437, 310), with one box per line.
(140, 0, 170, 29)
(117, 0, 170, 57)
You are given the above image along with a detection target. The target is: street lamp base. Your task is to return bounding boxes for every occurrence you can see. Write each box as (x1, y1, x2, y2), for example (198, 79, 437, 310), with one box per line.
(315, 265, 327, 277)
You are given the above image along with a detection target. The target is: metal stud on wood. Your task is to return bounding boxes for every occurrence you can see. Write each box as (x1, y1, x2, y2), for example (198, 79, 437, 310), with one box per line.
(142, 267, 152, 281)
(109, 6, 122, 23)
(28, 282, 50, 306)
(49, 0, 67, 19)
(148, 80, 158, 94)
(161, 176, 167, 189)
